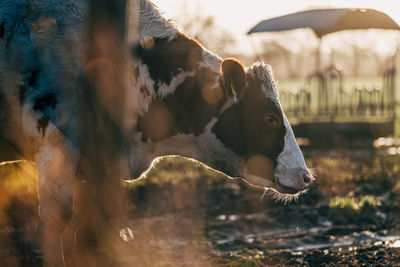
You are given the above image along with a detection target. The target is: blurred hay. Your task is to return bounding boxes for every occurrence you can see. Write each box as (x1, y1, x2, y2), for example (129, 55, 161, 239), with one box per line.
(0, 161, 40, 266)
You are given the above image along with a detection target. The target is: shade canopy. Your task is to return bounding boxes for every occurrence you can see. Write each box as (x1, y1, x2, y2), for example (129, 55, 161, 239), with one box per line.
(248, 8, 400, 38)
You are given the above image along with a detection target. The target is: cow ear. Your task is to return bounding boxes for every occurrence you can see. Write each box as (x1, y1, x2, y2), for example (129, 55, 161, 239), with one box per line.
(221, 58, 246, 99)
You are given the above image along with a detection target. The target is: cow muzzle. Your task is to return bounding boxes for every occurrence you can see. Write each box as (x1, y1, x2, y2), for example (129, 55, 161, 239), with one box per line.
(274, 168, 314, 194)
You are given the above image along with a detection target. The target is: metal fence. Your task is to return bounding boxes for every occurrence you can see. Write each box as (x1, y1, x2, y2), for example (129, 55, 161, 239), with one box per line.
(280, 66, 396, 123)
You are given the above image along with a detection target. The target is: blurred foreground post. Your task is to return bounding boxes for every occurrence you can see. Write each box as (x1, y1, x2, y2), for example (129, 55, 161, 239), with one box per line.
(394, 72, 400, 138)
(394, 41, 400, 138)
(74, 0, 137, 265)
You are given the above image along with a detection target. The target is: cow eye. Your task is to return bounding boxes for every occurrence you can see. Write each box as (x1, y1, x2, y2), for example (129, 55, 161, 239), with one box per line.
(264, 114, 279, 127)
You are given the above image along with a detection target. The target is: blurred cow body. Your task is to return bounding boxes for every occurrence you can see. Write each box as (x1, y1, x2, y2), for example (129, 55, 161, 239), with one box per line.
(0, 0, 313, 265)
(0, 0, 130, 265)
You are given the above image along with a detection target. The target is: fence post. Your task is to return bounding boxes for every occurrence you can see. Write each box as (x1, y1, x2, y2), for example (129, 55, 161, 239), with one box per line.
(393, 68, 400, 138)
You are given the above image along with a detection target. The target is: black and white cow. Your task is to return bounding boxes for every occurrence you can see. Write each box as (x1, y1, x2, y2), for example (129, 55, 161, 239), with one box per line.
(0, 0, 314, 265)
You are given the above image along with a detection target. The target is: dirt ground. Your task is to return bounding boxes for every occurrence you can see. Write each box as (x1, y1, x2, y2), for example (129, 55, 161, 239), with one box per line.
(1, 147, 400, 266)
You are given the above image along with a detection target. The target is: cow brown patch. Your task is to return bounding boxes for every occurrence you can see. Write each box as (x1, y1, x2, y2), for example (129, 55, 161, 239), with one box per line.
(245, 155, 275, 181)
(135, 33, 203, 91)
(139, 66, 225, 140)
(161, 67, 225, 136)
(136, 32, 226, 137)
(221, 58, 246, 98)
(213, 75, 286, 166)
(138, 101, 175, 141)
(201, 82, 224, 105)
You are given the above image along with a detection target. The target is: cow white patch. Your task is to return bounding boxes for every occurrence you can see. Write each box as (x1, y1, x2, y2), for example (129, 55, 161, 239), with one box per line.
(203, 117, 218, 132)
(139, 0, 178, 40)
(157, 70, 195, 98)
(219, 96, 239, 114)
(201, 49, 222, 73)
(274, 116, 309, 190)
(247, 62, 279, 101)
(136, 63, 156, 115)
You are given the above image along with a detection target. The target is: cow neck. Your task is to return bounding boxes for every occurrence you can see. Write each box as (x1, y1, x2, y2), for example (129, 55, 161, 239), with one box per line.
(136, 33, 226, 141)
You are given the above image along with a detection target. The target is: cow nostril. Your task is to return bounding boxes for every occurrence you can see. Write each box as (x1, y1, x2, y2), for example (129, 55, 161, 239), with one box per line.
(303, 172, 312, 186)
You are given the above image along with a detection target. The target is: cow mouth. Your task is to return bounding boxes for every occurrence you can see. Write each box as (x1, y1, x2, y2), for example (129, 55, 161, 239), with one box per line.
(240, 175, 305, 204)
(274, 180, 301, 194)
(241, 173, 302, 195)
(241, 174, 302, 195)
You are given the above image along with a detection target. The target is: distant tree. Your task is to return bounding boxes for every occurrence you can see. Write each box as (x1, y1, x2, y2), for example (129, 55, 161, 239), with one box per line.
(172, 3, 236, 58)
(259, 40, 301, 79)
(373, 52, 393, 75)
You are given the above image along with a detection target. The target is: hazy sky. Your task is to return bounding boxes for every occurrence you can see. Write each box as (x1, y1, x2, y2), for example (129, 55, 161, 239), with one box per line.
(151, 0, 400, 55)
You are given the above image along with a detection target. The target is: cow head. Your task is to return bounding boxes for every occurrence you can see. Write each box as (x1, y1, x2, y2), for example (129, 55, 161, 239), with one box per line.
(211, 58, 314, 196)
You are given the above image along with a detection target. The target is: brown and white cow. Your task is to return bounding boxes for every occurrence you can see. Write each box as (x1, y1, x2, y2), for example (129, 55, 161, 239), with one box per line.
(0, 0, 313, 265)
(130, 0, 314, 199)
